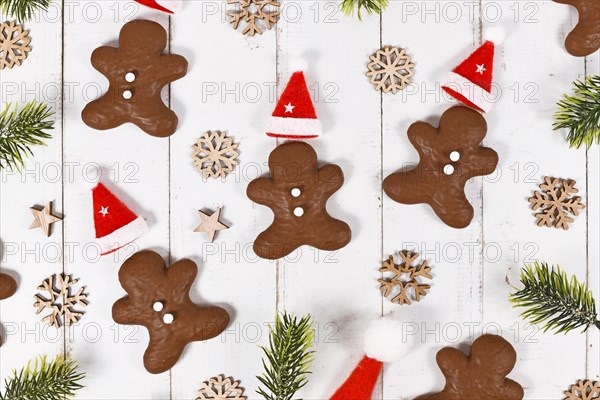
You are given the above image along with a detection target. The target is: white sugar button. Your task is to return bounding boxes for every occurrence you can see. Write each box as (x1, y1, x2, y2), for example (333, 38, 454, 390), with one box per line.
(153, 301, 164, 312)
(293, 207, 304, 217)
(122, 90, 133, 100)
(163, 313, 174, 324)
(291, 188, 301, 197)
(450, 151, 460, 162)
(443, 164, 455, 175)
(125, 72, 136, 82)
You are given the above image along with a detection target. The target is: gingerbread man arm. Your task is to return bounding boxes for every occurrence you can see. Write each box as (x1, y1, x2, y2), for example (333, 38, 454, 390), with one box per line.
(90, 46, 120, 76)
(166, 258, 196, 295)
(316, 164, 345, 193)
(462, 147, 499, 177)
(247, 177, 277, 205)
(158, 54, 188, 81)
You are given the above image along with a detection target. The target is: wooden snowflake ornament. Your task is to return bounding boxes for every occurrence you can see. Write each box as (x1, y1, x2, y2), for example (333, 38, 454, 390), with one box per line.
(564, 380, 600, 400)
(196, 375, 246, 400)
(34, 274, 88, 328)
(192, 131, 239, 180)
(366, 45, 415, 94)
(0, 20, 31, 70)
(227, 0, 280, 36)
(528, 176, 585, 230)
(379, 251, 432, 305)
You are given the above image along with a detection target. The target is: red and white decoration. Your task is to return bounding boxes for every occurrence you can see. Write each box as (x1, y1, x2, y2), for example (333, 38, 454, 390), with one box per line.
(134, 0, 182, 14)
(329, 314, 411, 400)
(441, 28, 505, 113)
(92, 182, 148, 256)
(265, 71, 322, 139)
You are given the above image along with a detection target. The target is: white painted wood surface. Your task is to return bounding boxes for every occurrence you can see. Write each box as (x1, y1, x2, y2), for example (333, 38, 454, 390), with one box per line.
(1, 1, 598, 399)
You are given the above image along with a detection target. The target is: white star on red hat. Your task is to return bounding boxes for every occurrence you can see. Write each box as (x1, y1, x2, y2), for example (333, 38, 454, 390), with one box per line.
(284, 103, 295, 113)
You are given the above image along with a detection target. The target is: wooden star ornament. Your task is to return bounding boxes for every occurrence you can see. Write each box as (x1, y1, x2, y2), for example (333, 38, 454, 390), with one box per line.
(29, 201, 63, 237)
(194, 207, 229, 242)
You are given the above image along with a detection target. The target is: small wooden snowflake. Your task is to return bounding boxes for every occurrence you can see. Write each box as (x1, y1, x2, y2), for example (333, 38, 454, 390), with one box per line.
(528, 176, 585, 230)
(192, 131, 240, 180)
(227, 0, 280, 36)
(379, 251, 432, 305)
(0, 20, 31, 70)
(564, 380, 600, 400)
(34, 274, 88, 328)
(196, 375, 246, 400)
(366, 45, 415, 94)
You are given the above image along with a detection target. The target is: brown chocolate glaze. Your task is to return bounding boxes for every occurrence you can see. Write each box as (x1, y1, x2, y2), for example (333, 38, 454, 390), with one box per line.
(554, 0, 600, 57)
(0, 273, 16, 300)
(0, 273, 17, 346)
(383, 106, 498, 229)
(112, 250, 229, 374)
(82, 20, 188, 137)
(247, 141, 351, 260)
(415, 334, 524, 400)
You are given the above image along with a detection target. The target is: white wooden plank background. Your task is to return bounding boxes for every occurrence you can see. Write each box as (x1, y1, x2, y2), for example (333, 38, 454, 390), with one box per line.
(1, 1, 598, 399)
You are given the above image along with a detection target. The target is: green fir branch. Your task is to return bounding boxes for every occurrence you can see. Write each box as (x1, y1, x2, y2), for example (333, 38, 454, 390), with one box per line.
(553, 75, 600, 149)
(0, 0, 52, 21)
(340, 0, 389, 20)
(0, 101, 54, 172)
(509, 261, 600, 334)
(0, 355, 85, 400)
(257, 312, 315, 400)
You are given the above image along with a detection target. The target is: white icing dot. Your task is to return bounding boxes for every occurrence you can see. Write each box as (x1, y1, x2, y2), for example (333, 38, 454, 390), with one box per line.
(153, 301, 164, 312)
(293, 207, 304, 217)
(122, 90, 133, 100)
(125, 72, 136, 82)
(163, 313, 174, 324)
(450, 151, 460, 162)
(291, 188, 301, 197)
(443, 164, 455, 175)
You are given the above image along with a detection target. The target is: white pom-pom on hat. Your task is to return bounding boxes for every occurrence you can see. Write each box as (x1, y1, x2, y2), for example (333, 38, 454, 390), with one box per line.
(364, 313, 412, 363)
(484, 26, 506, 44)
(289, 57, 309, 72)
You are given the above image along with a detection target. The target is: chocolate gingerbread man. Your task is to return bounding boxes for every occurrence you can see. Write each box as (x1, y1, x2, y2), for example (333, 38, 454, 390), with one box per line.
(82, 20, 188, 137)
(554, 0, 600, 57)
(112, 250, 229, 373)
(247, 141, 352, 259)
(383, 106, 498, 229)
(415, 334, 524, 400)
(0, 273, 17, 346)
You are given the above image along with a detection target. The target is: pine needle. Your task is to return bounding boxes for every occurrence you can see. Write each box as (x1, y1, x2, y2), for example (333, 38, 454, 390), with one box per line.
(340, 0, 389, 20)
(0, 0, 52, 21)
(509, 261, 600, 334)
(257, 312, 315, 400)
(0, 101, 54, 172)
(0, 355, 85, 400)
(553, 75, 600, 149)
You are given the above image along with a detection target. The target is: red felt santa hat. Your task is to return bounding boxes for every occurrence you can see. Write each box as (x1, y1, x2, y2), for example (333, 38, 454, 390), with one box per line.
(442, 28, 505, 113)
(330, 314, 411, 400)
(134, 0, 181, 14)
(265, 69, 322, 139)
(92, 182, 148, 256)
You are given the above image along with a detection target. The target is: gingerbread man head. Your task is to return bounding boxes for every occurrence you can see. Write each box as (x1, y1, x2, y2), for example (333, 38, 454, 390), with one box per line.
(383, 106, 498, 229)
(247, 141, 351, 259)
(415, 334, 524, 400)
(82, 20, 188, 137)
